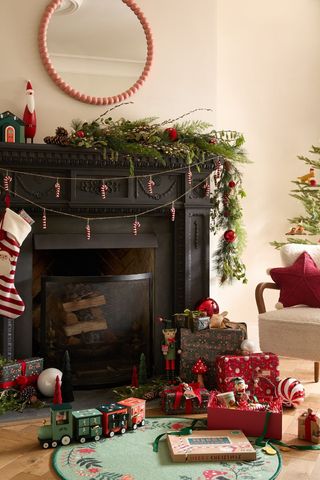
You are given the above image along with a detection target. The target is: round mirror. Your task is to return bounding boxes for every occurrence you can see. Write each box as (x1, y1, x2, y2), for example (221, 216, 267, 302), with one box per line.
(39, 0, 153, 105)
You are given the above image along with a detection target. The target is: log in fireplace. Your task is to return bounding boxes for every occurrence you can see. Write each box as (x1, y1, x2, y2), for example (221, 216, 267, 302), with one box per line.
(0, 143, 217, 383)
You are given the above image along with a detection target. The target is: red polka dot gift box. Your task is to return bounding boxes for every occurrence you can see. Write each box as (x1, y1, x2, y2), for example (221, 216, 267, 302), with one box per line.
(215, 352, 280, 397)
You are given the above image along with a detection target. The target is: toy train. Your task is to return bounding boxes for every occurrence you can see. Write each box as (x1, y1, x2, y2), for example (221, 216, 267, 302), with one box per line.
(38, 397, 146, 449)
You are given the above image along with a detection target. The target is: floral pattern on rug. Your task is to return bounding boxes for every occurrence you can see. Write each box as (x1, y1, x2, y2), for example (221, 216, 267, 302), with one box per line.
(53, 419, 281, 480)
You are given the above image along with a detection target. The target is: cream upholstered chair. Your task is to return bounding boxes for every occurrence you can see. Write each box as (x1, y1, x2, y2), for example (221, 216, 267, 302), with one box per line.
(255, 244, 320, 383)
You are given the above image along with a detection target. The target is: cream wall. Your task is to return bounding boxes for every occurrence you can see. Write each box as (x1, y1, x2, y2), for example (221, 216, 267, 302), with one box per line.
(1, 1, 320, 345)
(214, 0, 320, 344)
(0, 0, 217, 139)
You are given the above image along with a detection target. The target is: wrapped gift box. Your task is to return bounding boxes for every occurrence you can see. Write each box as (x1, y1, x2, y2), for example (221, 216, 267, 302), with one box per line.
(215, 352, 280, 396)
(161, 382, 209, 414)
(174, 310, 209, 331)
(179, 326, 246, 389)
(298, 409, 320, 444)
(207, 391, 282, 440)
(0, 360, 21, 383)
(0, 357, 43, 389)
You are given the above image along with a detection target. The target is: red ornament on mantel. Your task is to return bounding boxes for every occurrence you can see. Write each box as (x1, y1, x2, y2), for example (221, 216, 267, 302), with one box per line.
(224, 229, 237, 243)
(228, 180, 236, 188)
(165, 127, 178, 141)
(309, 179, 317, 187)
(76, 130, 85, 138)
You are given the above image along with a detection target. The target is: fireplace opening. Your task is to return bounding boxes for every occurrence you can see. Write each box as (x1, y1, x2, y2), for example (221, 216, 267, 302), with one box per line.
(32, 246, 155, 387)
(39, 273, 153, 387)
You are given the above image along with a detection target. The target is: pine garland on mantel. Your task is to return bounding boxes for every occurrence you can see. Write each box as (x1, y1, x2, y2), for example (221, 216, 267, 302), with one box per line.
(44, 106, 249, 283)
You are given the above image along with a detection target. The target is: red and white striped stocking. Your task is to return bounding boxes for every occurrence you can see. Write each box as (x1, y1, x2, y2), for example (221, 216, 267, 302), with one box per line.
(0, 209, 31, 319)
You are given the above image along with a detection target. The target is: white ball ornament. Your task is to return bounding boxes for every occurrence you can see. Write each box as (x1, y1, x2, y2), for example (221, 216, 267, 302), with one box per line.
(37, 368, 63, 397)
(276, 377, 305, 408)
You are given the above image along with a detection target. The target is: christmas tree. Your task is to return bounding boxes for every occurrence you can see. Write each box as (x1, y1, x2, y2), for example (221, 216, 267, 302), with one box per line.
(272, 144, 320, 248)
(61, 350, 74, 403)
(138, 353, 147, 385)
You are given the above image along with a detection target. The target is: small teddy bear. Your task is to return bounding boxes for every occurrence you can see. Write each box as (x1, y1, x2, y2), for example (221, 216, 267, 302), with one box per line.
(209, 311, 228, 329)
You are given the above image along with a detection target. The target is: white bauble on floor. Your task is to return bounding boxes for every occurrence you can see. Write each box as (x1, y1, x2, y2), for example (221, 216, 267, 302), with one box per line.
(37, 368, 62, 397)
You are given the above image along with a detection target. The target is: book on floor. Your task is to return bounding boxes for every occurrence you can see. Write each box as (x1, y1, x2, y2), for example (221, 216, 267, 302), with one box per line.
(167, 429, 256, 462)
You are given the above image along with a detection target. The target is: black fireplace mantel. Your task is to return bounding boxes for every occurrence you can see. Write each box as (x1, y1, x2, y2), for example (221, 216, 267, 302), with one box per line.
(0, 143, 219, 367)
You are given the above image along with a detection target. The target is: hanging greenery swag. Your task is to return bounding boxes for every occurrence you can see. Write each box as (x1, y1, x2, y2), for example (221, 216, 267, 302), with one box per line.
(44, 106, 249, 283)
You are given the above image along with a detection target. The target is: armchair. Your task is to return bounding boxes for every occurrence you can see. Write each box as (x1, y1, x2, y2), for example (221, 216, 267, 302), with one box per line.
(255, 282, 320, 383)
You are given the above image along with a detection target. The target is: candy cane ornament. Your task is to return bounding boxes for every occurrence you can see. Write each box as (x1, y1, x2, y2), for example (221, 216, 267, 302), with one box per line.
(55, 179, 61, 198)
(203, 180, 210, 197)
(100, 181, 108, 199)
(170, 202, 176, 222)
(42, 209, 47, 230)
(147, 176, 155, 195)
(187, 166, 192, 186)
(132, 216, 141, 236)
(3, 173, 12, 192)
(86, 220, 91, 240)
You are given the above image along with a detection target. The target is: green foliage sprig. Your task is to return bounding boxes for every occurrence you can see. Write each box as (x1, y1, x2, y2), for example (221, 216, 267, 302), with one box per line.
(210, 159, 247, 283)
(44, 107, 249, 283)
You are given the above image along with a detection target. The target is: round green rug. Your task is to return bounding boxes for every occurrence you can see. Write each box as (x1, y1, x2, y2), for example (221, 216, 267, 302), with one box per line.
(52, 418, 282, 480)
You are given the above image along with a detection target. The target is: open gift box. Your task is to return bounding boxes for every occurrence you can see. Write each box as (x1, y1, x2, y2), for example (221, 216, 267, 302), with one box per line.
(207, 391, 283, 440)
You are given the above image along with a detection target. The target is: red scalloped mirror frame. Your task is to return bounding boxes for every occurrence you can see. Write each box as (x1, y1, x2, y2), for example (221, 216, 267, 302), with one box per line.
(39, 0, 153, 105)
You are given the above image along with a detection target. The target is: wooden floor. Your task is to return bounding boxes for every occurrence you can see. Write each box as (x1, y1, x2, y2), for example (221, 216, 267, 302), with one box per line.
(0, 357, 320, 480)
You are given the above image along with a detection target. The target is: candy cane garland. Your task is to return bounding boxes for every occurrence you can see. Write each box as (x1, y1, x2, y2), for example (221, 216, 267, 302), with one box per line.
(3, 173, 12, 191)
(132, 216, 141, 236)
(42, 209, 47, 230)
(100, 181, 108, 199)
(86, 220, 91, 240)
(187, 166, 192, 185)
(55, 179, 61, 198)
(170, 202, 176, 222)
(147, 176, 155, 195)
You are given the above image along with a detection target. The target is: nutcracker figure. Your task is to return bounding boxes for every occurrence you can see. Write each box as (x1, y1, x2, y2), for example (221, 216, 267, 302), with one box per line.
(162, 328, 177, 381)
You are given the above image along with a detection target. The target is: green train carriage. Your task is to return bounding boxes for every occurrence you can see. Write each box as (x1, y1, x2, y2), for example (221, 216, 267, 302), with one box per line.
(38, 404, 103, 448)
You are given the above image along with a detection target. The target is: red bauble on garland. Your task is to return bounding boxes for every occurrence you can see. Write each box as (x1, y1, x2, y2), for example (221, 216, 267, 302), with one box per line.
(224, 229, 237, 243)
(76, 130, 85, 138)
(228, 180, 236, 188)
(165, 128, 178, 141)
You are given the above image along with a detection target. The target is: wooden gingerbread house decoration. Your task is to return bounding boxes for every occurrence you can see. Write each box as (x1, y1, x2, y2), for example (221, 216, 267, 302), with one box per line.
(0, 111, 24, 143)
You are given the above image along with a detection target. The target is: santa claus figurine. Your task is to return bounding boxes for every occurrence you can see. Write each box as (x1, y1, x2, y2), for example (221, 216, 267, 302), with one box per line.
(23, 81, 36, 143)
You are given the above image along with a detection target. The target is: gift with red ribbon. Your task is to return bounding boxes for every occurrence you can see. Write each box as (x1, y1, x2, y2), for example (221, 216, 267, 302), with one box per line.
(0, 357, 43, 390)
(298, 409, 320, 444)
(161, 382, 209, 414)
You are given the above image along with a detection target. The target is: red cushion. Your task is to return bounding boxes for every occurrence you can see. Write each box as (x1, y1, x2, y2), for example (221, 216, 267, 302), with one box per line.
(270, 252, 320, 307)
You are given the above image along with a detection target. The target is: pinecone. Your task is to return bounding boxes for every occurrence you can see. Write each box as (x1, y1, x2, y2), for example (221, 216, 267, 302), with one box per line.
(20, 385, 37, 403)
(44, 126, 70, 145)
(142, 389, 160, 401)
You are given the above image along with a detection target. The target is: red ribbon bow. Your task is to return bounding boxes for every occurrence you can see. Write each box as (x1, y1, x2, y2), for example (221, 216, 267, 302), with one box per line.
(305, 409, 318, 441)
(171, 382, 202, 414)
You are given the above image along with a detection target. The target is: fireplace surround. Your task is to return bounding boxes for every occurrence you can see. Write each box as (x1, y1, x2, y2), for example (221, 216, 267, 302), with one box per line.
(0, 143, 217, 377)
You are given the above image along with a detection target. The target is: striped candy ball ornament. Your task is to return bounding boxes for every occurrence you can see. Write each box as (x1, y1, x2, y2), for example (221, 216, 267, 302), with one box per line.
(276, 377, 305, 407)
